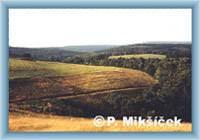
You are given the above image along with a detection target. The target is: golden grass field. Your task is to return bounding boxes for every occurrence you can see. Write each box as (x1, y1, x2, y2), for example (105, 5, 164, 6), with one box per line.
(9, 112, 192, 132)
(109, 54, 166, 60)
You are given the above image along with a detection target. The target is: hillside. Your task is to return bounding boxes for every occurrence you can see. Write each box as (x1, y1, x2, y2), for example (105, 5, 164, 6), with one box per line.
(10, 43, 191, 63)
(9, 47, 86, 60)
(9, 58, 156, 103)
(9, 45, 119, 60)
(9, 43, 192, 130)
(97, 43, 191, 57)
(61, 45, 119, 52)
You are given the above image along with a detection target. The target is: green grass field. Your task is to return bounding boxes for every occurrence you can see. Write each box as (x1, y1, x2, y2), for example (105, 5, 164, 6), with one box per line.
(10, 58, 135, 79)
(108, 54, 166, 60)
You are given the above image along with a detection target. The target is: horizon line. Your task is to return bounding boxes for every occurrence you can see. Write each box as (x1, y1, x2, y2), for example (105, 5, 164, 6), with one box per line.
(9, 41, 192, 49)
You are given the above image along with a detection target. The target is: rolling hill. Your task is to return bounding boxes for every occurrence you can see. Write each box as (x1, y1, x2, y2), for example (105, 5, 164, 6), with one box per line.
(61, 45, 119, 52)
(97, 42, 191, 57)
(9, 58, 156, 103)
(9, 47, 86, 60)
(9, 43, 191, 63)
(9, 45, 118, 60)
(9, 43, 192, 131)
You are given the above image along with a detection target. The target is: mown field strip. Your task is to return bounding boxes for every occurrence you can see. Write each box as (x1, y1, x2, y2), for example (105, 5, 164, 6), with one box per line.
(109, 54, 166, 60)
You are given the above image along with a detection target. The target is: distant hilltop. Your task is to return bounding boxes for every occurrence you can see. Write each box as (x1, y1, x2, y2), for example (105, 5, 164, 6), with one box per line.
(9, 42, 191, 60)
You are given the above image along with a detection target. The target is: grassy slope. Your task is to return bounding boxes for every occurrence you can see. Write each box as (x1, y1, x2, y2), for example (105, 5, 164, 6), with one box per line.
(9, 58, 156, 102)
(9, 112, 192, 132)
(10, 58, 125, 79)
(109, 54, 166, 60)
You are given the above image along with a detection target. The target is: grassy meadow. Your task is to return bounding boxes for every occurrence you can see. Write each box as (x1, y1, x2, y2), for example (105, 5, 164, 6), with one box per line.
(10, 58, 127, 79)
(9, 58, 156, 102)
(9, 112, 192, 132)
(108, 54, 166, 60)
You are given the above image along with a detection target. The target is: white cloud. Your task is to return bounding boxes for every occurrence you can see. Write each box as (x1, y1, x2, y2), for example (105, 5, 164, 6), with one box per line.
(9, 9, 192, 48)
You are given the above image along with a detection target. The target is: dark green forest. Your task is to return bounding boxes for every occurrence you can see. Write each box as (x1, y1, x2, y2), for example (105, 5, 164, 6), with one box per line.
(62, 52, 191, 121)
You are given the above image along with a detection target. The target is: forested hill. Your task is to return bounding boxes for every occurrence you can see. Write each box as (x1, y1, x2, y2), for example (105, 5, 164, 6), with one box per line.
(9, 47, 87, 60)
(61, 45, 119, 52)
(97, 43, 191, 57)
(9, 43, 192, 61)
(9, 45, 118, 60)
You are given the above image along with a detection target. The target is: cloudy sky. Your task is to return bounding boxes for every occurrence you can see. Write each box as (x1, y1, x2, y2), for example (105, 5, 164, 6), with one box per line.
(9, 9, 192, 48)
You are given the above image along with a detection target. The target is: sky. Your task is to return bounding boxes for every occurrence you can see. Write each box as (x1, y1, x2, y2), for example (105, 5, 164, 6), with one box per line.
(9, 9, 192, 48)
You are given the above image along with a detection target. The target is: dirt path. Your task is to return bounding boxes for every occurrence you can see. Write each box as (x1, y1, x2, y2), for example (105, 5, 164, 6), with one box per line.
(51, 87, 148, 100)
(10, 87, 149, 103)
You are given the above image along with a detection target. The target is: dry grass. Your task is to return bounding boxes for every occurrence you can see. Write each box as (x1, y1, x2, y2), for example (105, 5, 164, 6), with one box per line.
(10, 59, 156, 102)
(9, 112, 192, 132)
(109, 54, 166, 60)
